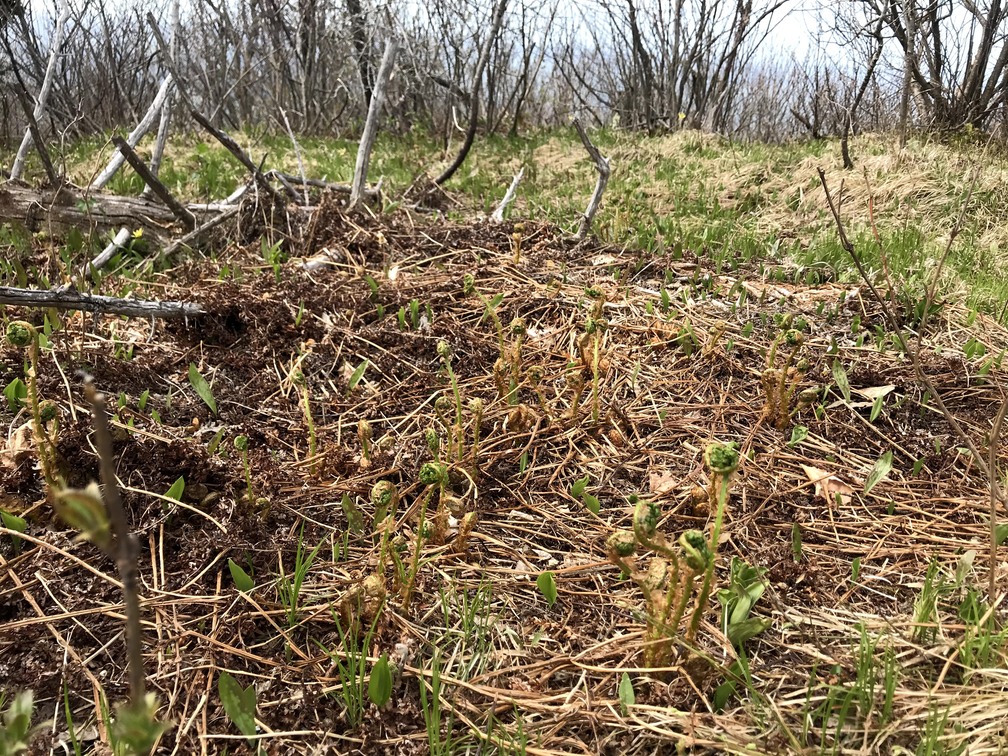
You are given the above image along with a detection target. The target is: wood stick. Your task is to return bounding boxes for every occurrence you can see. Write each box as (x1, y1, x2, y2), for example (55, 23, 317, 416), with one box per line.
(0, 285, 204, 318)
(112, 136, 195, 229)
(91, 77, 175, 191)
(573, 119, 611, 240)
(146, 11, 196, 115)
(491, 167, 524, 223)
(161, 206, 241, 259)
(350, 38, 399, 209)
(190, 110, 283, 205)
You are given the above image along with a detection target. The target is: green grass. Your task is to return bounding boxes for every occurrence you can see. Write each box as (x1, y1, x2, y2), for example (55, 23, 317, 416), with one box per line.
(6, 127, 1008, 320)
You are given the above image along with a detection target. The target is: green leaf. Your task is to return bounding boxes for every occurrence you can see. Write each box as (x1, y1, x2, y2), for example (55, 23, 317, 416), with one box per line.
(4, 378, 26, 411)
(864, 451, 894, 495)
(787, 425, 808, 447)
(996, 523, 1008, 546)
(582, 493, 600, 515)
(831, 359, 851, 403)
(218, 672, 257, 743)
(347, 360, 368, 392)
(228, 559, 255, 592)
(618, 672, 635, 714)
(138, 389, 150, 411)
(727, 616, 772, 647)
(869, 394, 884, 423)
(188, 363, 217, 416)
(536, 571, 558, 607)
(165, 476, 185, 502)
(368, 654, 393, 707)
(791, 522, 802, 563)
(570, 475, 589, 499)
(851, 556, 862, 583)
(207, 427, 226, 455)
(341, 493, 364, 534)
(1, 510, 27, 556)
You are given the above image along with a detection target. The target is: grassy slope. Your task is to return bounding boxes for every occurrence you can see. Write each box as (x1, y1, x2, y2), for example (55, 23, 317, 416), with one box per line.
(37, 127, 1008, 320)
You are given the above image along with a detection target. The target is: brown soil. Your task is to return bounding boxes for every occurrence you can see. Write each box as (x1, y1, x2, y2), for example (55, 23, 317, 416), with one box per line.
(1, 201, 1006, 754)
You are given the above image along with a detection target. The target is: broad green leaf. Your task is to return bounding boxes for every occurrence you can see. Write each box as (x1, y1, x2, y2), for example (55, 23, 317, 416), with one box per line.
(787, 425, 808, 447)
(341, 493, 364, 534)
(869, 394, 884, 423)
(996, 523, 1008, 546)
(348, 360, 368, 392)
(218, 672, 257, 742)
(1, 510, 27, 556)
(207, 427, 226, 455)
(618, 672, 635, 714)
(726, 616, 771, 647)
(165, 476, 185, 502)
(4, 378, 26, 410)
(583, 493, 600, 515)
(864, 451, 894, 495)
(536, 571, 558, 607)
(188, 363, 217, 416)
(368, 654, 392, 707)
(570, 475, 589, 499)
(851, 556, 862, 583)
(228, 559, 255, 592)
(53, 484, 111, 551)
(831, 359, 851, 403)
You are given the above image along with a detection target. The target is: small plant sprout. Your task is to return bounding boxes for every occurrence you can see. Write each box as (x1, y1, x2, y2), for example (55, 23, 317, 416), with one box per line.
(371, 480, 399, 577)
(437, 340, 466, 456)
(358, 419, 373, 468)
(401, 461, 448, 607)
(234, 435, 253, 502)
(577, 288, 608, 424)
(511, 222, 525, 265)
(292, 368, 319, 472)
(702, 319, 728, 358)
(468, 397, 484, 477)
(605, 441, 741, 668)
(506, 317, 528, 401)
(5, 320, 59, 491)
(462, 273, 505, 351)
(761, 325, 812, 429)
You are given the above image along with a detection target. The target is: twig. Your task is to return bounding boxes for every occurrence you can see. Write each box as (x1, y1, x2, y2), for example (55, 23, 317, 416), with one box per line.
(112, 136, 196, 229)
(87, 228, 132, 276)
(190, 110, 283, 205)
(573, 119, 611, 240)
(490, 167, 524, 223)
(433, 0, 509, 186)
(0, 285, 204, 318)
(350, 38, 399, 209)
(83, 378, 146, 704)
(161, 206, 241, 259)
(143, 0, 181, 198)
(146, 11, 196, 114)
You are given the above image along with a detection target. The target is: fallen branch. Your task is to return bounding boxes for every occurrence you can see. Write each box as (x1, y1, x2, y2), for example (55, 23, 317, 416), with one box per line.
(573, 119, 610, 240)
(351, 38, 399, 209)
(190, 110, 284, 205)
(113, 136, 195, 229)
(491, 167, 524, 223)
(0, 285, 204, 318)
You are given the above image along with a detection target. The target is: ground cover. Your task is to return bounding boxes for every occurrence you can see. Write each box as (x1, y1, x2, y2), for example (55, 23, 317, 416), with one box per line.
(1, 130, 1008, 754)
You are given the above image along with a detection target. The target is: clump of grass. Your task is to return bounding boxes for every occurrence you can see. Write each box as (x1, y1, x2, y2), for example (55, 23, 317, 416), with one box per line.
(606, 441, 739, 668)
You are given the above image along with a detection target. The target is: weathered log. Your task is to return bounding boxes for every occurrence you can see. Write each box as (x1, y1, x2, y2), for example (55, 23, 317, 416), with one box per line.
(0, 182, 182, 239)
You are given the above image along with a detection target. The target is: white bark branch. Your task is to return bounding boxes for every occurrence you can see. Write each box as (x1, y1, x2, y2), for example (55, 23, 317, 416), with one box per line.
(350, 38, 399, 209)
(10, 0, 71, 181)
(573, 119, 611, 240)
(491, 167, 524, 223)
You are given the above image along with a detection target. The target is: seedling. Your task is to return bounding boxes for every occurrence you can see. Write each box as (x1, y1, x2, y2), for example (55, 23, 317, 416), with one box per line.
(234, 435, 253, 502)
(187, 363, 217, 416)
(401, 462, 447, 607)
(761, 325, 814, 429)
(605, 441, 740, 667)
(5, 321, 59, 491)
(218, 673, 258, 749)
